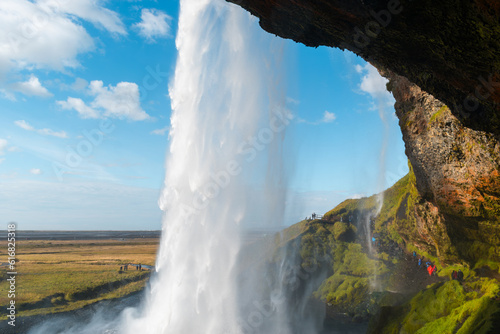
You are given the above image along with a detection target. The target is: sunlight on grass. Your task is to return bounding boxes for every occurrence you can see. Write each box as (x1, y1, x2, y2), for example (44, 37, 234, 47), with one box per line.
(0, 238, 159, 319)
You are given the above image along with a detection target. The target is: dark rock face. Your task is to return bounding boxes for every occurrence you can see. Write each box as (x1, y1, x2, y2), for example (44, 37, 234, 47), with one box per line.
(228, 0, 500, 134)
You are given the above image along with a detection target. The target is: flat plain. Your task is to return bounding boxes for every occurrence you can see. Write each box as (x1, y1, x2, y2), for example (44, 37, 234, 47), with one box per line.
(0, 237, 159, 319)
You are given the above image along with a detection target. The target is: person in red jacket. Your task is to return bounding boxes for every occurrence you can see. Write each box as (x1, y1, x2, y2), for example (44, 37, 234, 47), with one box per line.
(427, 264, 433, 276)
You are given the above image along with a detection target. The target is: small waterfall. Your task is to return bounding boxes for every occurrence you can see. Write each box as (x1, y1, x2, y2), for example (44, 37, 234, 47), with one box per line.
(364, 72, 391, 291)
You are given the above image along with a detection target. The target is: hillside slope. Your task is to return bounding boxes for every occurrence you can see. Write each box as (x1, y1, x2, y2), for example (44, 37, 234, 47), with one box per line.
(273, 169, 500, 332)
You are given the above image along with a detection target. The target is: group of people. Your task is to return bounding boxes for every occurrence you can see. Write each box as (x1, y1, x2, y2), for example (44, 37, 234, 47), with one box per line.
(413, 251, 465, 281)
(451, 269, 464, 281)
(306, 213, 321, 220)
(414, 251, 437, 276)
(426, 262, 437, 276)
(119, 263, 143, 272)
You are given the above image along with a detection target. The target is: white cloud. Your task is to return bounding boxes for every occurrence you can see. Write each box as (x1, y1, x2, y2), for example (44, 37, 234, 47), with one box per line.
(58, 80, 150, 121)
(297, 110, 336, 125)
(0, 138, 8, 155)
(150, 126, 170, 135)
(14, 120, 34, 131)
(0, 138, 12, 164)
(0, 0, 125, 75)
(57, 97, 100, 119)
(90, 81, 149, 120)
(14, 120, 68, 138)
(0, 88, 16, 101)
(44, 0, 127, 35)
(37, 128, 68, 138)
(356, 63, 396, 123)
(321, 111, 336, 123)
(134, 8, 172, 42)
(12, 74, 52, 97)
(30, 168, 42, 175)
(357, 63, 393, 100)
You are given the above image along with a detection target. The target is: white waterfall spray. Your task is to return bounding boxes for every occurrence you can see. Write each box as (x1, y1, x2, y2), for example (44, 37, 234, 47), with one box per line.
(124, 0, 294, 333)
(367, 96, 389, 251)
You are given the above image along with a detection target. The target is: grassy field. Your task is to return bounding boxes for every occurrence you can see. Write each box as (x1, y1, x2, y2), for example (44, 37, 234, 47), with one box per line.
(0, 238, 159, 319)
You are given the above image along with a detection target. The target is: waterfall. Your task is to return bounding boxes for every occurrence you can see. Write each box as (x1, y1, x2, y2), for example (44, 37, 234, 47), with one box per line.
(124, 0, 295, 333)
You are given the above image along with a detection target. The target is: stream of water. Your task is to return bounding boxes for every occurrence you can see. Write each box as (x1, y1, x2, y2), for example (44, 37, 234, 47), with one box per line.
(123, 0, 303, 332)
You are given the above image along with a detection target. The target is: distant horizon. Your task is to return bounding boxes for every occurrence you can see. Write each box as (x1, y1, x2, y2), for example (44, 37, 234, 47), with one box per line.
(1, 226, 288, 232)
(5, 229, 162, 231)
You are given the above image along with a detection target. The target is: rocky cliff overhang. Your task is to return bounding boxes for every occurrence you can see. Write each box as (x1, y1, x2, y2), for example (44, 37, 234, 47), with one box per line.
(227, 0, 500, 135)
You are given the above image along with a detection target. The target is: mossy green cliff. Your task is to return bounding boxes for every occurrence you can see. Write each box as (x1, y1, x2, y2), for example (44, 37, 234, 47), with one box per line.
(271, 169, 500, 332)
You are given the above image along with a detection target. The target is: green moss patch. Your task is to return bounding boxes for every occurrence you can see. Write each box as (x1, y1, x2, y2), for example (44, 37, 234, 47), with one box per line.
(369, 278, 500, 334)
(429, 105, 449, 123)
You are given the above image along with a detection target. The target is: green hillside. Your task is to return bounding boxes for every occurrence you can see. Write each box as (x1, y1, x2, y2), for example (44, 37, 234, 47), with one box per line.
(270, 164, 500, 331)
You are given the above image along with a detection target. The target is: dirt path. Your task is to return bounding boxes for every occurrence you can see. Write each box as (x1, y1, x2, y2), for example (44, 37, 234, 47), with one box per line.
(367, 239, 445, 294)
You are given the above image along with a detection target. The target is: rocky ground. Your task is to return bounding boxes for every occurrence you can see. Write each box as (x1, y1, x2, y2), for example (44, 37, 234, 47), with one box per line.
(378, 245, 445, 295)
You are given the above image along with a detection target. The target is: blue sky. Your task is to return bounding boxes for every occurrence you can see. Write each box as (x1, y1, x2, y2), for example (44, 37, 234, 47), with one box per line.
(0, 0, 407, 230)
